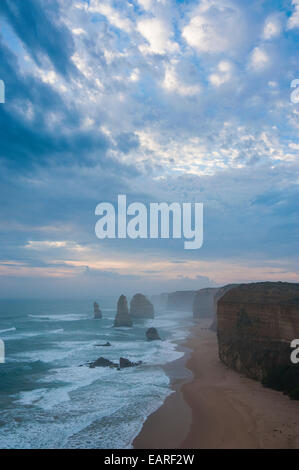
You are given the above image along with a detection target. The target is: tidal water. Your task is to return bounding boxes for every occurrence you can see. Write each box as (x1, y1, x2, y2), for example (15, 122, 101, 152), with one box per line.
(0, 298, 192, 448)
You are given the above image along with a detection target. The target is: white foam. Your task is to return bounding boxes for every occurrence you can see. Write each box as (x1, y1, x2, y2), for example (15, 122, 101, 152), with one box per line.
(0, 327, 16, 334)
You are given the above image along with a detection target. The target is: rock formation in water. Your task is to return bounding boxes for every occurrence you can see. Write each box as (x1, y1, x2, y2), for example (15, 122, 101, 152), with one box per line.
(167, 290, 196, 312)
(89, 357, 117, 368)
(93, 301, 102, 319)
(146, 327, 161, 341)
(119, 357, 142, 368)
(113, 295, 133, 327)
(210, 284, 238, 331)
(217, 282, 299, 399)
(130, 293, 154, 319)
(193, 287, 220, 319)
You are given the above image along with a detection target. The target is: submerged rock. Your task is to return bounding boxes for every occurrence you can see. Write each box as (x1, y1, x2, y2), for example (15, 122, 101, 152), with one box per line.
(89, 357, 117, 368)
(146, 327, 161, 341)
(130, 293, 154, 319)
(119, 357, 142, 368)
(114, 295, 133, 327)
(94, 301, 102, 319)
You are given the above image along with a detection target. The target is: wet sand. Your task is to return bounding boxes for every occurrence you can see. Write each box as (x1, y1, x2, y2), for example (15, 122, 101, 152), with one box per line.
(134, 321, 299, 449)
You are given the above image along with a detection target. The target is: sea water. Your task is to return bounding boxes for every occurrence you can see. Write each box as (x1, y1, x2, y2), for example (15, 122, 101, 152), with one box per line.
(0, 298, 193, 449)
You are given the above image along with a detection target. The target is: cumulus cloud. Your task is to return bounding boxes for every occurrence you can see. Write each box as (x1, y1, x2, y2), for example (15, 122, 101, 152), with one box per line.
(182, 1, 245, 54)
(209, 60, 233, 86)
(0, 0, 299, 295)
(248, 46, 270, 70)
(137, 17, 179, 55)
(262, 13, 283, 39)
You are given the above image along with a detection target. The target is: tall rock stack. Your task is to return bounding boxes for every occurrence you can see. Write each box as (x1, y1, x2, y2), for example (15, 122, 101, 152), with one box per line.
(130, 294, 154, 319)
(94, 301, 102, 319)
(114, 295, 133, 327)
(217, 282, 299, 397)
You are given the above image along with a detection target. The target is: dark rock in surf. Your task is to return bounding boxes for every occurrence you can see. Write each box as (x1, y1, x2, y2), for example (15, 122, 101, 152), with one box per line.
(119, 357, 142, 368)
(89, 357, 117, 368)
(146, 327, 161, 341)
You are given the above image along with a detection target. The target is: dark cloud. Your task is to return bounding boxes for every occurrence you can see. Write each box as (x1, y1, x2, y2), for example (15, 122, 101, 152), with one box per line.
(0, 0, 77, 78)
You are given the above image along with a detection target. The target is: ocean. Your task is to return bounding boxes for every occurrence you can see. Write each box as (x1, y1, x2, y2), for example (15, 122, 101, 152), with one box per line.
(0, 298, 193, 449)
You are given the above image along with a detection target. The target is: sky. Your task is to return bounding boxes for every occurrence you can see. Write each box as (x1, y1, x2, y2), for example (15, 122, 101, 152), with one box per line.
(0, 0, 299, 298)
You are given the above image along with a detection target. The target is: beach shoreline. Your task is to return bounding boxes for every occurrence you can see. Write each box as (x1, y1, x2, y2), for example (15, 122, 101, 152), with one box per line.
(134, 320, 299, 449)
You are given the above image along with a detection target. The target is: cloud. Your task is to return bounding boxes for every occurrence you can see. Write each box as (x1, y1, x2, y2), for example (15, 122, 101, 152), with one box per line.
(87, 0, 132, 33)
(0, 0, 298, 296)
(137, 17, 179, 55)
(209, 60, 233, 86)
(287, 0, 299, 29)
(182, 1, 245, 54)
(162, 62, 201, 96)
(262, 13, 283, 40)
(248, 46, 270, 71)
(0, 0, 77, 78)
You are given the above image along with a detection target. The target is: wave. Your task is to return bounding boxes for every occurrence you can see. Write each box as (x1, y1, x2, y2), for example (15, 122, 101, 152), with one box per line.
(28, 314, 87, 322)
(0, 327, 16, 334)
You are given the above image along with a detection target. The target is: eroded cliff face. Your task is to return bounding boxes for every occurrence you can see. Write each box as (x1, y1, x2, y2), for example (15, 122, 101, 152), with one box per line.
(167, 290, 196, 312)
(130, 293, 154, 319)
(193, 287, 220, 319)
(210, 284, 238, 331)
(217, 282, 299, 384)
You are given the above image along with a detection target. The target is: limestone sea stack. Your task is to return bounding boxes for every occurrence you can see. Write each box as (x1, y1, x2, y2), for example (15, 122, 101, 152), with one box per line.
(217, 282, 299, 398)
(94, 301, 102, 319)
(114, 295, 133, 327)
(130, 293, 154, 319)
(146, 327, 161, 341)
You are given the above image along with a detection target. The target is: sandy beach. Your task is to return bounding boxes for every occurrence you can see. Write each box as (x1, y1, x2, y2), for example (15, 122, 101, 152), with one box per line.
(133, 321, 299, 449)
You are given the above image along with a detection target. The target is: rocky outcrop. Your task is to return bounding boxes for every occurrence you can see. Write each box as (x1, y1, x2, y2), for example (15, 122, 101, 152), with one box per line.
(119, 357, 142, 368)
(193, 287, 220, 319)
(146, 327, 161, 341)
(93, 301, 102, 319)
(89, 357, 117, 368)
(113, 295, 133, 327)
(217, 282, 299, 397)
(89, 357, 142, 369)
(130, 293, 154, 319)
(168, 290, 196, 312)
(210, 284, 238, 331)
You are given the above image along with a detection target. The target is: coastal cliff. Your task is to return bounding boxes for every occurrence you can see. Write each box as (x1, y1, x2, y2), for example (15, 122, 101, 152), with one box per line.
(210, 284, 238, 331)
(193, 287, 220, 319)
(168, 290, 196, 312)
(217, 282, 299, 398)
(130, 293, 154, 319)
